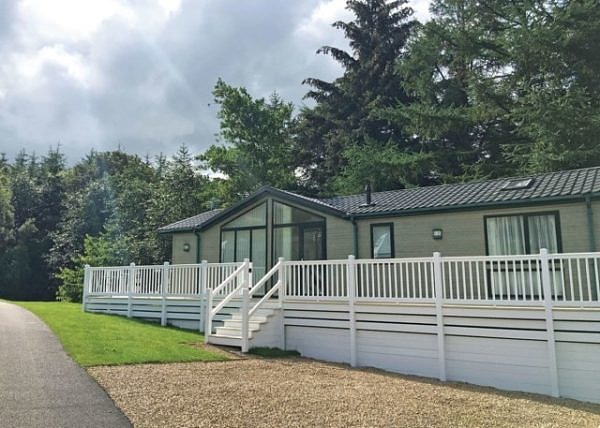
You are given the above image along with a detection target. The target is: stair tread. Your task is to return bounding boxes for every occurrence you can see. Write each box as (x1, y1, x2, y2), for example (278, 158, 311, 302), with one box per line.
(210, 334, 242, 339)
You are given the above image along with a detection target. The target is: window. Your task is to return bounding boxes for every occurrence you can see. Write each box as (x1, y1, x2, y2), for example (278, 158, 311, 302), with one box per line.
(485, 212, 560, 255)
(272, 201, 325, 261)
(501, 178, 534, 191)
(371, 223, 394, 258)
(484, 212, 562, 297)
(220, 203, 267, 279)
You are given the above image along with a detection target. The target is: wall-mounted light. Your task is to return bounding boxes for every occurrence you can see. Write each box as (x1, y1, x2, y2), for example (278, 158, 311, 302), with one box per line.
(183, 242, 191, 252)
(432, 228, 443, 240)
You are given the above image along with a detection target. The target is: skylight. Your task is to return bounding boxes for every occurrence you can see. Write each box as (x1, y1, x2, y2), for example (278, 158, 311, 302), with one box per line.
(502, 178, 534, 191)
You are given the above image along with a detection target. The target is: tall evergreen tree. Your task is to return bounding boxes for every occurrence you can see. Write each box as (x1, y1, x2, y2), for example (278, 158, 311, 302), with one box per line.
(297, 0, 421, 193)
(0, 161, 14, 248)
(400, 0, 600, 179)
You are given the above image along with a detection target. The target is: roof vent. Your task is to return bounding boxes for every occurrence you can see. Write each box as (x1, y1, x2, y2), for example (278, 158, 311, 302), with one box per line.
(501, 178, 534, 191)
(359, 182, 376, 207)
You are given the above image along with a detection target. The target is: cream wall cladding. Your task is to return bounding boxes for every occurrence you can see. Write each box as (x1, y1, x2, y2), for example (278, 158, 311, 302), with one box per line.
(356, 201, 592, 259)
(172, 232, 197, 264)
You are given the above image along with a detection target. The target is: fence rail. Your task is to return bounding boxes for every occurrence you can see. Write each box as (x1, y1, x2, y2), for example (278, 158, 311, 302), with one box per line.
(86, 261, 243, 297)
(84, 250, 600, 312)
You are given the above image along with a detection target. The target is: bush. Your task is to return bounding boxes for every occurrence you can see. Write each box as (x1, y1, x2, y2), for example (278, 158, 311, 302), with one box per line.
(55, 232, 127, 302)
(55, 266, 84, 302)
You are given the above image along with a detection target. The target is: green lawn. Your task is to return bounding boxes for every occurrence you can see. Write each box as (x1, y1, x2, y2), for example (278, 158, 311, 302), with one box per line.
(14, 302, 228, 367)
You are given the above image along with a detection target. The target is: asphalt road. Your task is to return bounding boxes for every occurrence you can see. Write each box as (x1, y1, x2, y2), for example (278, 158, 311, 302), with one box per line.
(0, 301, 131, 427)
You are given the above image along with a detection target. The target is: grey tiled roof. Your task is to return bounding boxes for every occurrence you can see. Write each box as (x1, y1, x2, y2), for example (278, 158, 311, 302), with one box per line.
(323, 166, 600, 216)
(159, 167, 600, 232)
(158, 209, 222, 233)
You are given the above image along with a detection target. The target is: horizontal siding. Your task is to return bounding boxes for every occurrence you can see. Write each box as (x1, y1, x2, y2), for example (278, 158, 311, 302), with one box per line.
(172, 233, 197, 264)
(356, 202, 591, 258)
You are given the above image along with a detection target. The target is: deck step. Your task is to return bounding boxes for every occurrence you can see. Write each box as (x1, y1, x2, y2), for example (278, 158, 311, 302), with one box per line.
(230, 314, 270, 323)
(207, 334, 242, 347)
(222, 320, 263, 330)
(231, 309, 275, 321)
(215, 326, 257, 337)
(208, 306, 279, 349)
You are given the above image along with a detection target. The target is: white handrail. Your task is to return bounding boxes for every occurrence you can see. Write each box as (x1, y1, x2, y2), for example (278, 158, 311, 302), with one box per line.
(211, 263, 246, 297)
(249, 280, 281, 317)
(205, 260, 251, 340)
(249, 261, 283, 297)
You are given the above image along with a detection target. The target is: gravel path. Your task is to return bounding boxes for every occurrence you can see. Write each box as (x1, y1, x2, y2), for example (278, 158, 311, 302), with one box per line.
(88, 357, 600, 428)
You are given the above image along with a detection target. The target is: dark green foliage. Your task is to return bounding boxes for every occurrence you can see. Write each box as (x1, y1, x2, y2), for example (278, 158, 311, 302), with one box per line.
(399, 0, 600, 180)
(298, 0, 419, 193)
(248, 347, 301, 358)
(56, 233, 128, 302)
(0, 146, 219, 301)
(199, 79, 298, 198)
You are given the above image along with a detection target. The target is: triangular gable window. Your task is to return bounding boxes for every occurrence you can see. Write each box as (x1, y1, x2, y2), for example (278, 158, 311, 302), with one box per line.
(273, 201, 324, 225)
(223, 203, 267, 229)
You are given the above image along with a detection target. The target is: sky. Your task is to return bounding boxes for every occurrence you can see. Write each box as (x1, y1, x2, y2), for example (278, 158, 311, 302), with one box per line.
(0, 0, 430, 163)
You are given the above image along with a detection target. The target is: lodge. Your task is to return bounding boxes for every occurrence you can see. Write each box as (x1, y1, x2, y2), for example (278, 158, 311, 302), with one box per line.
(83, 166, 600, 403)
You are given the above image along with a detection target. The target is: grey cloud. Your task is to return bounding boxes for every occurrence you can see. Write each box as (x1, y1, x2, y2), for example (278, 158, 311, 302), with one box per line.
(0, 0, 425, 163)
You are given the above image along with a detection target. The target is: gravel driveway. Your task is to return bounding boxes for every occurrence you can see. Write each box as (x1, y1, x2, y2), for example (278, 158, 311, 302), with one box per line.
(89, 357, 600, 428)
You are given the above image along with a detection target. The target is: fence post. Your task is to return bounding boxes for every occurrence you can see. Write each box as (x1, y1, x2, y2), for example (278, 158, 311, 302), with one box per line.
(540, 248, 559, 397)
(278, 257, 286, 349)
(200, 260, 208, 294)
(161, 262, 169, 327)
(200, 260, 208, 333)
(204, 288, 213, 343)
(347, 255, 357, 367)
(241, 258, 250, 353)
(127, 263, 135, 318)
(82, 265, 90, 312)
(433, 252, 447, 382)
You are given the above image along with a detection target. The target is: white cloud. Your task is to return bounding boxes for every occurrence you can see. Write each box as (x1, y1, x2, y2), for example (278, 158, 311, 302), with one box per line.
(17, 0, 135, 42)
(14, 45, 92, 86)
(0, 0, 431, 162)
(296, 0, 352, 40)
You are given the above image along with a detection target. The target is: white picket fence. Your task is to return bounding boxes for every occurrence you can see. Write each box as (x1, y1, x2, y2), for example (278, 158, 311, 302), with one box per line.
(85, 261, 242, 297)
(281, 250, 600, 306)
(84, 250, 600, 312)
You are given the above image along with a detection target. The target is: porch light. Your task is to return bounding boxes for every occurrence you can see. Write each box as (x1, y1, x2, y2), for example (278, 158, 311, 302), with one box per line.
(432, 229, 443, 240)
(183, 242, 191, 252)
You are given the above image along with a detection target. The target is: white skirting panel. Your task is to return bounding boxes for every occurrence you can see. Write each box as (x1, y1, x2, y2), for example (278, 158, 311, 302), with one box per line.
(86, 295, 600, 403)
(286, 326, 351, 364)
(282, 300, 600, 404)
(556, 342, 600, 403)
(356, 330, 439, 377)
(445, 336, 551, 395)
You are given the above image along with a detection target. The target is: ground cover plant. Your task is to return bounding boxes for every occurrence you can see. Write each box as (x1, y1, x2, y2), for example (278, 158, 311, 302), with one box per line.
(249, 347, 300, 358)
(15, 302, 228, 366)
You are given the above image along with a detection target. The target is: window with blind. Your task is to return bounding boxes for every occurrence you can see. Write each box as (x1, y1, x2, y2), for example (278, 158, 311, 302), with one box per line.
(485, 213, 560, 255)
(484, 212, 562, 297)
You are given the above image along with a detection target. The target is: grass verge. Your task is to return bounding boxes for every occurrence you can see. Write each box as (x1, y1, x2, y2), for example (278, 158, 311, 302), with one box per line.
(15, 301, 228, 367)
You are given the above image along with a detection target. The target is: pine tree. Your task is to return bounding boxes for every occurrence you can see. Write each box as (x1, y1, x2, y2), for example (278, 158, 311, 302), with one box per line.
(297, 0, 420, 193)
